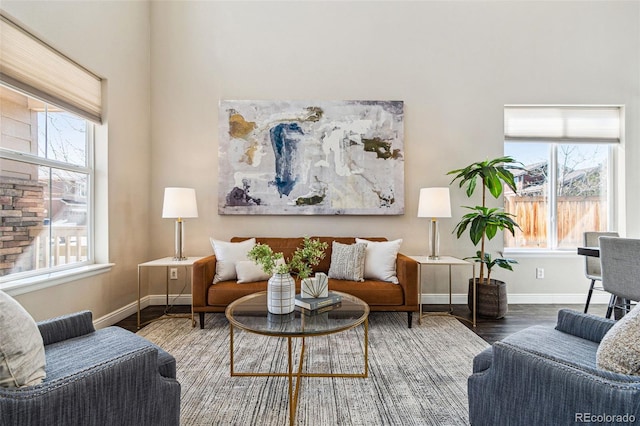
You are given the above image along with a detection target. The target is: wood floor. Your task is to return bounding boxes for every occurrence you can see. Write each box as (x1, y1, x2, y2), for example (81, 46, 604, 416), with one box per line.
(116, 303, 610, 344)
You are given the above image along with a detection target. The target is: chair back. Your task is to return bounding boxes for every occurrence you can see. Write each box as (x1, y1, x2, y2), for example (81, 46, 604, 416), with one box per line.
(584, 231, 619, 279)
(600, 236, 640, 302)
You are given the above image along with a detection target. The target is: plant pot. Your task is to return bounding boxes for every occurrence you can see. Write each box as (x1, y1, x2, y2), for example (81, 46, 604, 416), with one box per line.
(267, 273, 296, 314)
(467, 278, 508, 319)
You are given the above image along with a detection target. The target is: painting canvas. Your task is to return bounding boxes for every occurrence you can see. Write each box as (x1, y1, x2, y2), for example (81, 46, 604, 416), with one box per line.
(218, 100, 404, 215)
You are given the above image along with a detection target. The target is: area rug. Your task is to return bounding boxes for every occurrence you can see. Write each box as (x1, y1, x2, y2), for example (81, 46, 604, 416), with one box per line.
(137, 312, 489, 425)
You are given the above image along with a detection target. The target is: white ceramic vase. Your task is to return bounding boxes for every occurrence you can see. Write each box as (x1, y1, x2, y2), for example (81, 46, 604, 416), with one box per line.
(267, 273, 296, 314)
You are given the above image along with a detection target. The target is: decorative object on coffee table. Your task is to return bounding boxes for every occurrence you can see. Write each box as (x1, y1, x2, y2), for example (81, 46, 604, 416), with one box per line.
(248, 237, 328, 314)
(448, 156, 521, 319)
(301, 272, 329, 299)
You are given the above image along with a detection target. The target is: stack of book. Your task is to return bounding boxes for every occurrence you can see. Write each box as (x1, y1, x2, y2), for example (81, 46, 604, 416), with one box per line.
(295, 292, 342, 315)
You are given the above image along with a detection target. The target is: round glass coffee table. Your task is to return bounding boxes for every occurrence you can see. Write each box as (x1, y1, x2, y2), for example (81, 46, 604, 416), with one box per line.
(225, 290, 369, 425)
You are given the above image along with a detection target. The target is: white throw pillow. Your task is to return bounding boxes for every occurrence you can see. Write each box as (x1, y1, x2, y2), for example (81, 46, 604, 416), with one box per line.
(210, 238, 256, 283)
(0, 290, 46, 388)
(596, 303, 640, 375)
(235, 260, 270, 283)
(355, 238, 402, 284)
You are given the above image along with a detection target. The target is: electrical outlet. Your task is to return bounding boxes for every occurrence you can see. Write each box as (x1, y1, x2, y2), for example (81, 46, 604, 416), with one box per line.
(536, 267, 544, 279)
(169, 268, 178, 280)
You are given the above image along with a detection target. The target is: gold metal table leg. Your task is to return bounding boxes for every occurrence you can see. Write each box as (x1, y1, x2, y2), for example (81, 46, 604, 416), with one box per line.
(229, 321, 368, 425)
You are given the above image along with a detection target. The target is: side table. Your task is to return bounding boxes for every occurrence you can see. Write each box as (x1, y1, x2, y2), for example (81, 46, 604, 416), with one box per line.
(408, 255, 476, 327)
(137, 256, 205, 329)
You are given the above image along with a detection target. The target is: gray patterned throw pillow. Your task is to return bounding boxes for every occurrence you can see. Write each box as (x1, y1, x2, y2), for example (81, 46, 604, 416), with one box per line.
(328, 242, 366, 282)
(596, 303, 640, 375)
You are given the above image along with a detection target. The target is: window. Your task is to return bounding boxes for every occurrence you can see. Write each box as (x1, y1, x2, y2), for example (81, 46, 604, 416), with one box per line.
(0, 13, 103, 286)
(0, 85, 93, 279)
(503, 106, 620, 251)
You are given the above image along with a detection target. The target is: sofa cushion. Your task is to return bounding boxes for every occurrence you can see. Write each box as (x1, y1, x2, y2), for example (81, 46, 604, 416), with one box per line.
(0, 290, 46, 388)
(356, 238, 402, 284)
(330, 279, 404, 306)
(328, 241, 366, 281)
(210, 238, 256, 283)
(597, 303, 640, 375)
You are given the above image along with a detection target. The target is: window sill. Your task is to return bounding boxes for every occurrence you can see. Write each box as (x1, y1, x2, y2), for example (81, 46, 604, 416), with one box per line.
(503, 249, 579, 258)
(0, 263, 114, 296)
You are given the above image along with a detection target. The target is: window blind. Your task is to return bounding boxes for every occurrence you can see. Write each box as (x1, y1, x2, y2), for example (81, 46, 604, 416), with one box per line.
(0, 13, 102, 123)
(504, 106, 621, 143)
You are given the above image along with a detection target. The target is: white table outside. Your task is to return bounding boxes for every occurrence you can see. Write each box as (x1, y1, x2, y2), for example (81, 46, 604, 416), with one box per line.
(408, 255, 476, 327)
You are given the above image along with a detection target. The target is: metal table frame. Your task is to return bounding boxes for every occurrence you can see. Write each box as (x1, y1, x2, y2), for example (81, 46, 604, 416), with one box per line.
(225, 291, 369, 426)
(409, 255, 476, 327)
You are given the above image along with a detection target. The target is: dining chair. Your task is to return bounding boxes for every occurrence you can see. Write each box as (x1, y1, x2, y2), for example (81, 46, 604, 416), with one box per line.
(599, 236, 640, 319)
(583, 231, 619, 314)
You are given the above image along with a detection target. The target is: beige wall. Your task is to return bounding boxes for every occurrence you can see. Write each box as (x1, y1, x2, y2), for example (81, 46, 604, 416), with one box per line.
(2, 0, 152, 321)
(2, 1, 639, 323)
(149, 1, 640, 300)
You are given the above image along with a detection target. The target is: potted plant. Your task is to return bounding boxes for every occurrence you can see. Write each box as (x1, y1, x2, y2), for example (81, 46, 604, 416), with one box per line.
(447, 156, 521, 319)
(248, 237, 328, 314)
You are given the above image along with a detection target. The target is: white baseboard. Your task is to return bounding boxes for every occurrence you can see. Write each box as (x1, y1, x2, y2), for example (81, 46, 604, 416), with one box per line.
(420, 292, 611, 305)
(95, 292, 608, 329)
(93, 294, 192, 329)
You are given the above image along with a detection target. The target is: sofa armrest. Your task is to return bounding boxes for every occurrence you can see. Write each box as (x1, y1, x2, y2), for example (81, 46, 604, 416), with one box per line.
(555, 309, 615, 343)
(37, 310, 95, 346)
(0, 346, 181, 426)
(192, 255, 217, 308)
(396, 253, 418, 308)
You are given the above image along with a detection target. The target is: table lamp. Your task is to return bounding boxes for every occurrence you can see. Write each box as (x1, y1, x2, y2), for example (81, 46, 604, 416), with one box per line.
(417, 187, 452, 259)
(162, 187, 198, 260)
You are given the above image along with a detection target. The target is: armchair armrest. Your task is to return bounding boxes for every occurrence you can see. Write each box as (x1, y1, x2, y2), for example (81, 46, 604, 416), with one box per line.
(469, 341, 640, 425)
(37, 310, 95, 346)
(0, 346, 180, 426)
(396, 253, 418, 308)
(192, 255, 217, 308)
(555, 309, 615, 343)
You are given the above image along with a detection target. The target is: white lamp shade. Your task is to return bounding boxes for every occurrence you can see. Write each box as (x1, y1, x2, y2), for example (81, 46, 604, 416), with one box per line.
(417, 187, 451, 218)
(162, 187, 199, 218)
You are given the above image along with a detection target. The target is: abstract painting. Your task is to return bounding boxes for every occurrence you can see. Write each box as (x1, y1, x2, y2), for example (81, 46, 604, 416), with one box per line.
(218, 100, 404, 215)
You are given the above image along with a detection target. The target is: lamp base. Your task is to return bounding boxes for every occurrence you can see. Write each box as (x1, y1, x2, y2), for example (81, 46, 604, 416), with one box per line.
(428, 218, 440, 260)
(173, 219, 186, 261)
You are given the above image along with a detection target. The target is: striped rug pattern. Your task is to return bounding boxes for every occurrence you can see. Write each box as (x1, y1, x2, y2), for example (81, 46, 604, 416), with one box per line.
(137, 312, 489, 425)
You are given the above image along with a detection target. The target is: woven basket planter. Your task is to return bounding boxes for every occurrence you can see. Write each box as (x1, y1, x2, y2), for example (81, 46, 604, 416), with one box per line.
(467, 278, 508, 319)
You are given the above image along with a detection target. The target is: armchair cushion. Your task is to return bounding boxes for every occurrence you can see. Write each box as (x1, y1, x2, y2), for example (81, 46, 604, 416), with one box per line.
(597, 303, 640, 375)
(0, 291, 45, 388)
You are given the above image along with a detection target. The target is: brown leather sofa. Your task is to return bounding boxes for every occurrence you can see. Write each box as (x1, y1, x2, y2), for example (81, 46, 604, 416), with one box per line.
(192, 237, 419, 328)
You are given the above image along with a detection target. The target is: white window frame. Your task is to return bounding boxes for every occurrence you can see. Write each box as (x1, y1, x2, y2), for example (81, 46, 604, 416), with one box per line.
(504, 105, 622, 254)
(0, 93, 112, 293)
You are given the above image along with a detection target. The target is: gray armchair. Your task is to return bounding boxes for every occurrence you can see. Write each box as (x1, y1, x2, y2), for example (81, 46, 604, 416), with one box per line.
(0, 311, 180, 426)
(469, 309, 640, 425)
